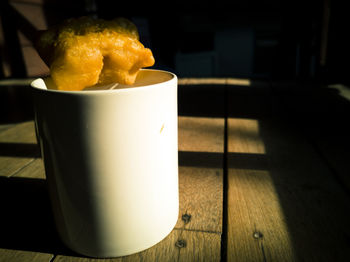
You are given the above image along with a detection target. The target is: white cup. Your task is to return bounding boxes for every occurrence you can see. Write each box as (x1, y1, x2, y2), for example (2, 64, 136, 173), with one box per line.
(31, 69, 179, 258)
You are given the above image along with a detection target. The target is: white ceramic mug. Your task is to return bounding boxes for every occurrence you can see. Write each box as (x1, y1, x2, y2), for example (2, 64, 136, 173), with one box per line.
(31, 69, 179, 258)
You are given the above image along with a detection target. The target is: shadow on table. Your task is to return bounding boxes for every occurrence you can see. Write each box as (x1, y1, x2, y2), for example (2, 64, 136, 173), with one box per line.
(0, 142, 40, 158)
(178, 80, 273, 118)
(226, 82, 350, 261)
(0, 83, 35, 124)
(256, 117, 350, 261)
(0, 176, 74, 256)
(179, 151, 268, 171)
(178, 83, 226, 118)
(179, 80, 350, 260)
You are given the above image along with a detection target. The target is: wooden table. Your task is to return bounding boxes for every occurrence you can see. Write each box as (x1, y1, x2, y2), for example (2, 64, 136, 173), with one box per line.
(1, 79, 350, 261)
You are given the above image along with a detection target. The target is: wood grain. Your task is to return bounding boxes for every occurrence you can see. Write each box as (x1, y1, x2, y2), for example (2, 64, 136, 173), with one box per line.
(177, 116, 224, 233)
(177, 166, 223, 233)
(178, 116, 224, 153)
(13, 158, 45, 179)
(227, 118, 295, 262)
(227, 167, 296, 262)
(0, 248, 53, 262)
(176, 229, 221, 262)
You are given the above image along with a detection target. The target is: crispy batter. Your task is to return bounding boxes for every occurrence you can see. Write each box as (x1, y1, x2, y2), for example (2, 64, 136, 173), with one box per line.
(36, 17, 155, 91)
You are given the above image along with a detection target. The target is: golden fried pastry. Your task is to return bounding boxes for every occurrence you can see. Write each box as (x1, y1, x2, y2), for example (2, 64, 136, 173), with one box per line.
(36, 17, 155, 91)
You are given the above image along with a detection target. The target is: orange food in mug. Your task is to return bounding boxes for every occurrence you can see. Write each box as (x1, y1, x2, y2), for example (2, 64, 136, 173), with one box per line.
(36, 17, 155, 91)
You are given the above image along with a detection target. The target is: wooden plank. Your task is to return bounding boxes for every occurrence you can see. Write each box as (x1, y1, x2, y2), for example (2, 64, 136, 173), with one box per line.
(0, 123, 15, 134)
(176, 230, 220, 262)
(257, 118, 350, 261)
(0, 248, 53, 262)
(226, 118, 350, 262)
(177, 116, 224, 233)
(13, 158, 45, 179)
(53, 229, 220, 262)
(177, 166, 222, 233)
(226, 118, 295, 262)
(178, 116, 224, 153)
(178, 78, 227, 85)
(226, 167, 296, 262)
(0, 121, 39, 177)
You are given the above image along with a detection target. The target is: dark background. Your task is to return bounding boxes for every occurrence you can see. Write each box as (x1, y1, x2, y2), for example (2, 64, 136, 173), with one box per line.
(0, 0, 348, 83)
(0, 0, 348, 122)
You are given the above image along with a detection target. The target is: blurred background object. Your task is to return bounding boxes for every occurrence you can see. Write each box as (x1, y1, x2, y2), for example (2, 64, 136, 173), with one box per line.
(0, 0, 348, 121)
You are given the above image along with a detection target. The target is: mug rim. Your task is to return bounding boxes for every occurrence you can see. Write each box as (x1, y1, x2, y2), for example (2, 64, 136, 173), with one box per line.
(30, 69, 177, 95)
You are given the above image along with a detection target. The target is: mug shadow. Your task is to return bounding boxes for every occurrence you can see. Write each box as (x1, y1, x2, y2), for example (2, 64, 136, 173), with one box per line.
(0, 142, 40, 158)
(0, 176, 74, 256)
